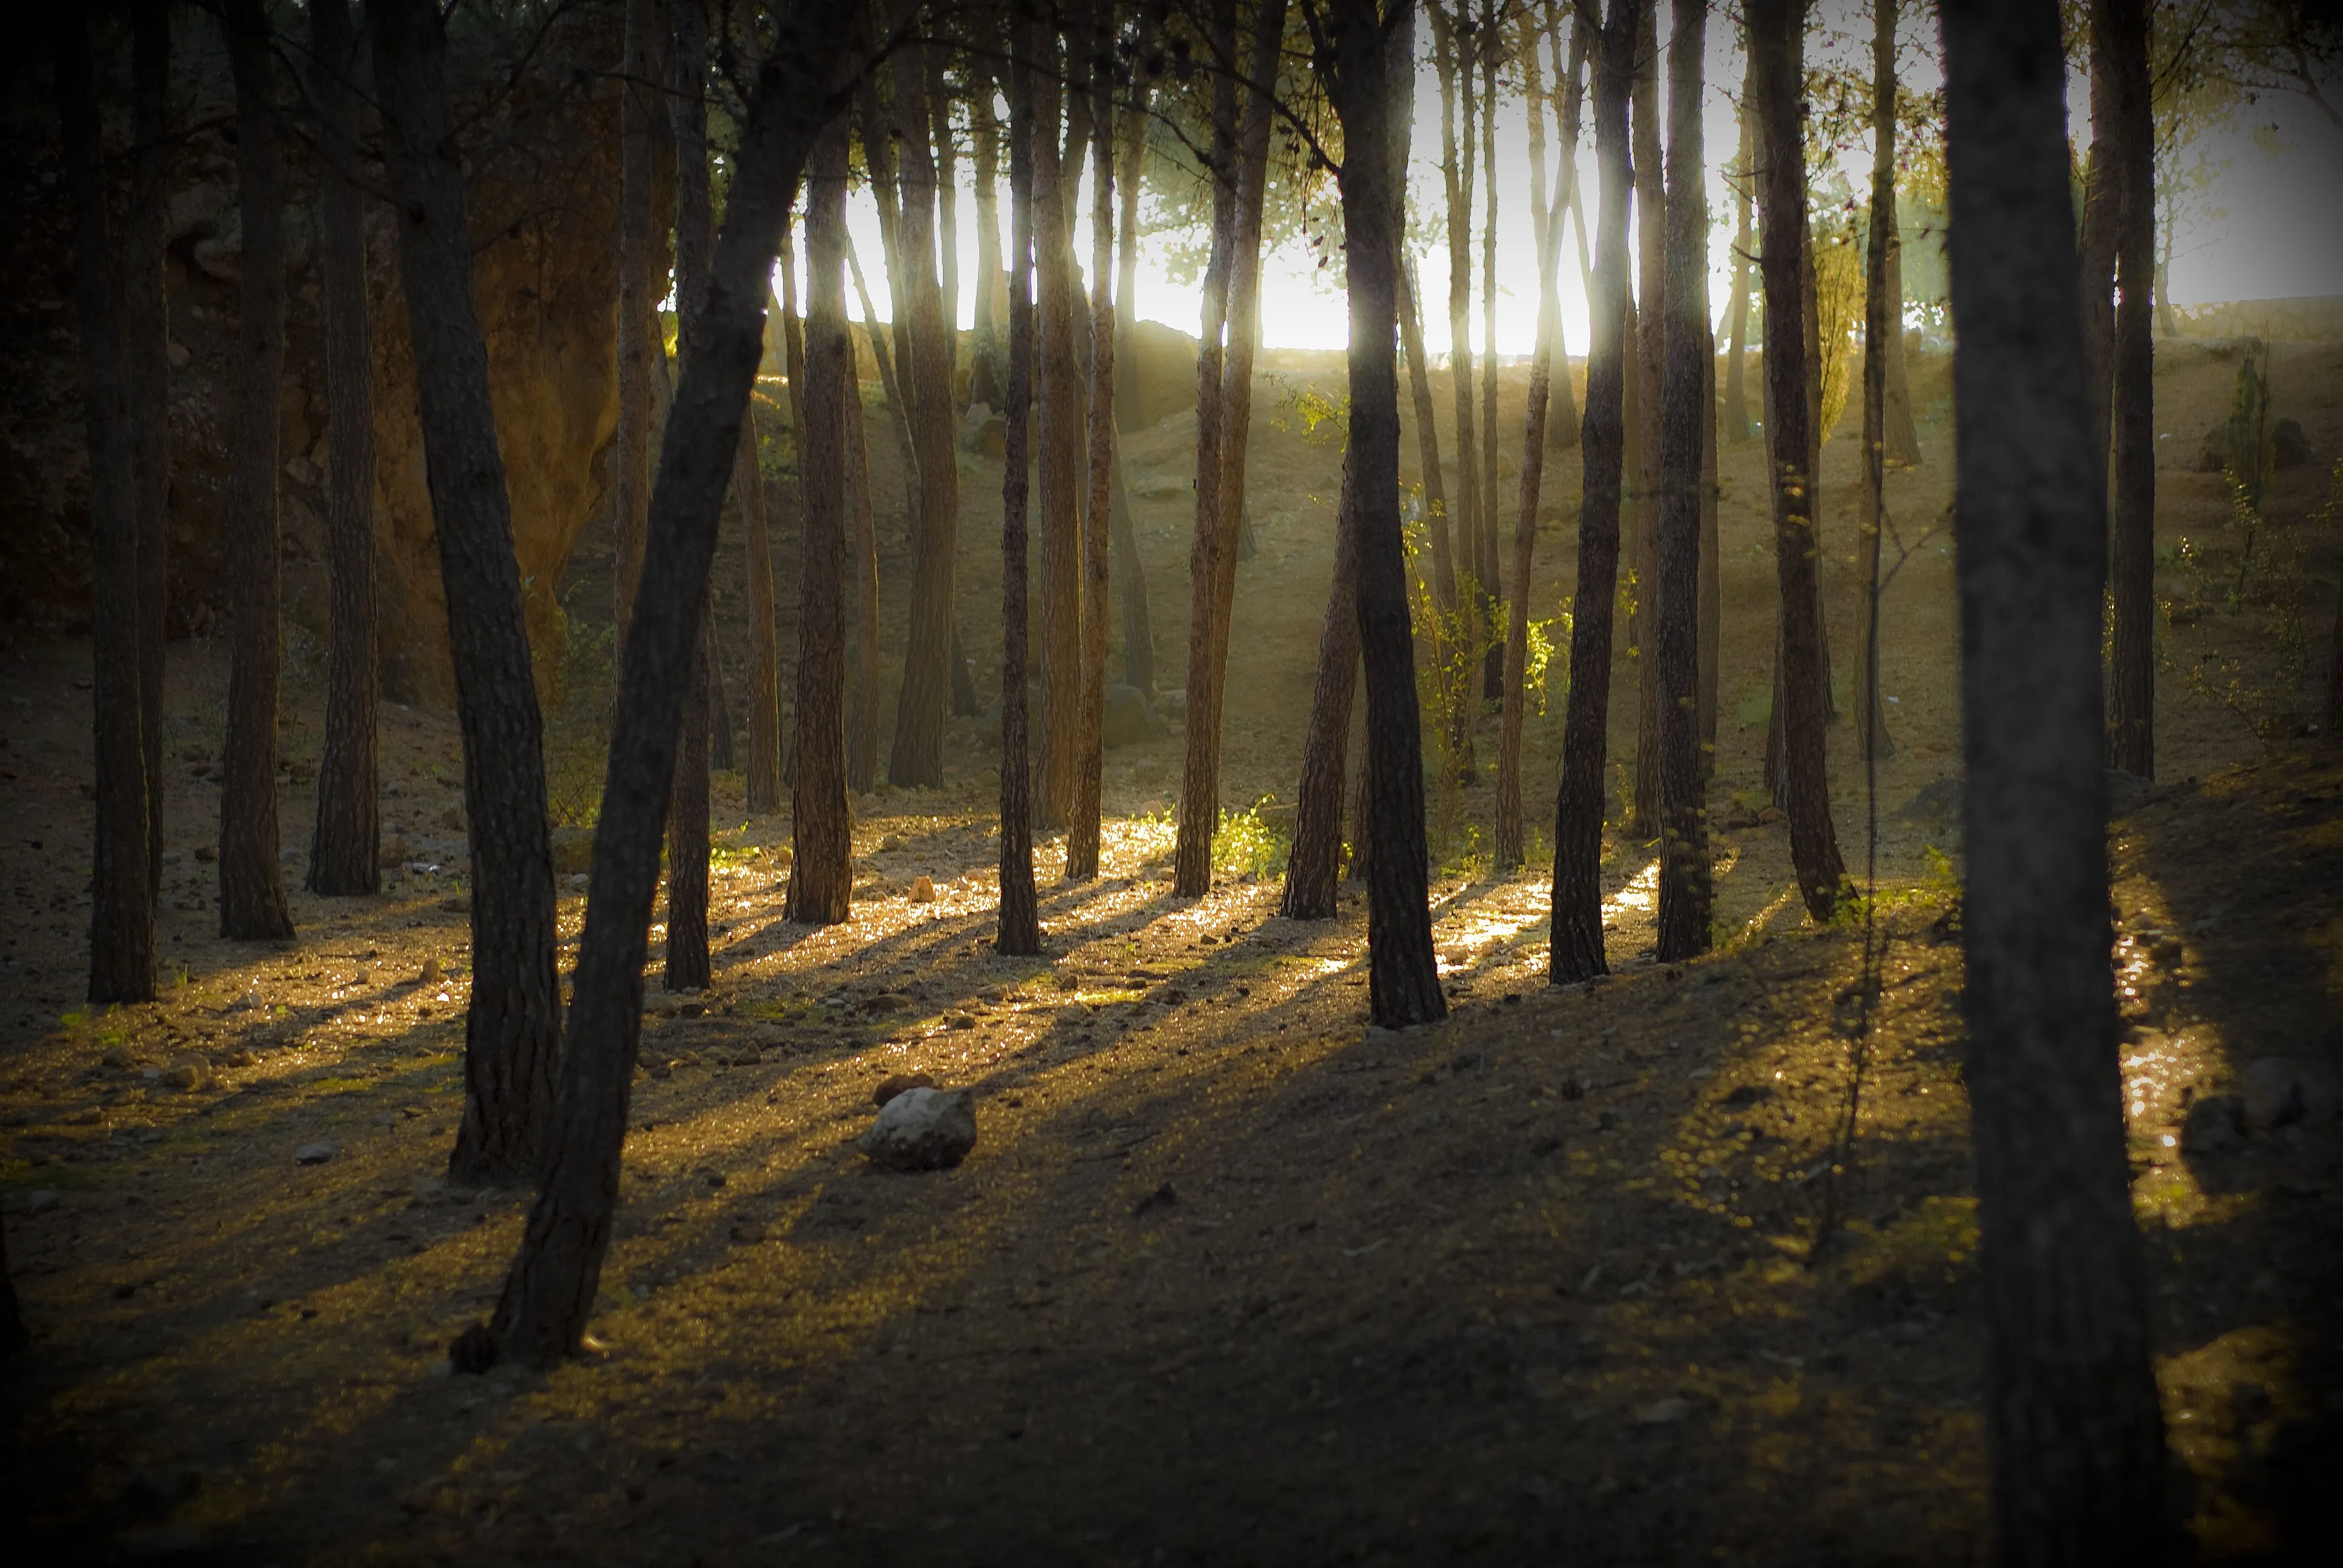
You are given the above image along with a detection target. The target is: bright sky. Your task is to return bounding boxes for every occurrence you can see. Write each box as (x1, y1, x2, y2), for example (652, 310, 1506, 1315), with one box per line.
(792, 5, 2343, 359)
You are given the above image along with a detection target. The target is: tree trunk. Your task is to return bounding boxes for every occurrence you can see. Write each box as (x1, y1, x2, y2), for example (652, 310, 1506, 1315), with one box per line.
(1114, 57, 1154, 433)
(1856, 0, 1898, 765)
(1281, 511, 1362, 921)
(1750, 0, 1846, 923)
(1654, 0, 1710, 961)
(1939, 1, 2172, 1553)
(778, 237, 808, 439)
(847, 361, 883, 793)
(1550, 0, 1637, 985)
(1397, 254, 1457, 612)
(373, 0, 567, 1186)
(1628, 0, 1666, 840)
(789, 117, 854, 925)
(1034, 42, 1084, 830)
(1338, 0, 1444, 1030)
(489, 1, 876, 1370)
(739, 395, 784, 809)
(1068, 6, 1118, 884)
(931, 51, 960, 407)
(218, 0, 295, 944)
(998, 13, 1043, 955)
(1723, 98, 1755, 444)
(845, 240, 921, 533)
(2078, 0, 2120, 489)
(971, 69, 1008, 411)
(2105, 0, 2156, 779)
(1543, 11, 1586, 453)
(1881, 205, 1924, 464)
(1110, 429, 1156, 693)
(57, 10, 156, 1002)
(1435, 0, 1483, 699)
(1700, 318, 1720, 767)
(1478, 2, 1503, 705)
(1172, 0, 1241, 897)
(614, 0, 667, 644)
(306, 0, 382, 898)
(129, 0, 171, 903)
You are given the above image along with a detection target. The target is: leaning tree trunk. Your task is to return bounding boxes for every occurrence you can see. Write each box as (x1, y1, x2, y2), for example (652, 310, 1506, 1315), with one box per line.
(2105, 0, 2157, 779)
(57, 10, 156, 1002)
(371, 0, 565, 1187)
(1109, 430, 1156, 693)
(1723, 97, 1755, 444)
(1628, 0, 1666, 840)
(1338, 0, 1444, 1030)
(788, 116, 854, 925)
(307, 0, 382, 898)
(218, 0, 296, 943)
(1550, 0, 1636, 985)
(1750, 0, 1846, 921)
(1653, 0, 1711, 962)
(998, 15, 1043, 955)
(1067, 10, 1119, 884)
(129, 0, 171, 902)
(1034, 46, 1084, 829)
(1855, 0, 1898, 766)
(488, 1, 876, 1371)
(1939, 0, 2172, 1555)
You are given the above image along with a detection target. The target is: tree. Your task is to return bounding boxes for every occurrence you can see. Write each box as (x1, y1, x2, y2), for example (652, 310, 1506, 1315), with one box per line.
(1627, 0, 1665, 838)
(971, 64, 1009, 410)
(1280, 519, 1362, 921)
(1549, 0, 1635, 985)
(998, 7, 1044, 956)
(1750, 0, 1846, 922)
(614, 0, 668, 643)
(1722, 98, 1755, 444)
(2079, 0, 2120, 485)
(737, 390, 785, 811)
(56, 9, 156, 1003)
(306, 0, 382, 898)
(1034, 33, 1084, 828)
(1653, 0, 1709, 961)
(1854, 0, 1899, 766)
(1429, 0, 1484, 766)
(1397, 255, 1458, 615)
(790, 114, 854, 926)
(218, 0, 297, 944)
(1068, 0, 1120, 884)
(128, 0, 171, 904)
(2105, 0, 2156, 779)
(1326, 0, 1444, 1029)
(1476, 0, 1503, 703)
(370, 0, 566, 1186)
(487, 1, 886, 1370)
(1939, 0, 2172, 1552)
(846, 356, 884, 793)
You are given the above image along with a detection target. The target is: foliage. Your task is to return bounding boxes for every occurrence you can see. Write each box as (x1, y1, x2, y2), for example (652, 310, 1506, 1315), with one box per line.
(1810, 194, 1866, 444)
(1213, 800, 1291, 880)
(2223, 338, 2276, 515)
(1268, 377, 1351, 445)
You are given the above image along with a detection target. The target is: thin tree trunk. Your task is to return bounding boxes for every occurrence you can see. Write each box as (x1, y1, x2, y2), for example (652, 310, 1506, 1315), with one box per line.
(57, 10, 156, 1002)
(129, 0, 171, 902)
(1398, 255, 1457, 613)
(789, 116, 854, 924)
(1939, 1, 2171, 1553)
(707, 633, 735, 771)
(845, 239, 920, 522)
(1069, 4, 1118, 884)
(372, 0, 566, 1186)
(1751, 0, 1846, 923)
(2106, 0, 2156, 779)
(1339, 0, 1444, 1029)
(1478, 0, 1503, 705)
(1544, 11, 1585, 452)
(1628, 0, 1665, 839)
(1432, 0, 1483, 724)
(307, 0, 381, 897)
(614, 0, 666, 644)
(1723, 97, 1755, 444)
(847, 362, 882, 792)
(998, 11, 1043, 955)
(1282, 501, 1362, 920)
(971, 70, 1007, 410)
(1114, 57, 1154, 432)
(1856, 0, 1898, 765)
(1034, 41, 1084, 831)
(739, 395, 784, 809)
(2079, 0, 2120, 487)
(489, 1, 876, 1370)
(1551, 0, 1636, 985)
(931, 51, 960, 407)
(1654, 0, 1710, 961)
(1700, 318, 1720, 767)
(1881, 200, 1923, 464)
(219, 0, 295, 944)
(778, 237, 808, 438)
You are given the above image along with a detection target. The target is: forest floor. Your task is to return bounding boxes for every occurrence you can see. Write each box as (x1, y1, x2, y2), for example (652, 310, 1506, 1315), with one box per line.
(2, 335, 2339, 1563)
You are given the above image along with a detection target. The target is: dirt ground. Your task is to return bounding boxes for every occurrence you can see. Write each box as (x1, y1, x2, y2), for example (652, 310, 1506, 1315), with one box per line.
(2, 335, 2339, 1564)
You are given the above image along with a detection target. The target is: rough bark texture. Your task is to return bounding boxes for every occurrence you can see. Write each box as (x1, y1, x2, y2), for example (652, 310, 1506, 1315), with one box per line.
(1653, 0, 1710, 962)
(1034, 46, 1084, 829)
(2105, 0, 2157, 779)
(789, 119, 854, 926)
(1550, 0, 1636, 986)
(1749, 0, 1846, 922)
(129, 0, 171, 902)
(58, 10, 156, 1003)
(371, 0, 566, 1187)
(1883, 234, 1923, 465)
(307, 0, 382, 898)
(1068, 11, 1118, 884)
(1722, 99, 1755, 445)
(1856, 0, 1898, 766)
(614, 0, 667, 643)
(490, 1, 876, 1370)
(998, 19, 1043, 956)
(218, 0, 297, 944)
(1940, 1, 2174, 1555)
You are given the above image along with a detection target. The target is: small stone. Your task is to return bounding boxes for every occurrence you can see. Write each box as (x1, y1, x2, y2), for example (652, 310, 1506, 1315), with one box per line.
(24, 1189, 59, 1216)
(163, 1056, 210, 1093)
(947, 1012, 977, 1030)
(2180, 1095, 2246, 1157)
(728, 1046, 763, 1067)
(353, 969, 372, 985)
(877, 833, 905, 853)
(909, 875, 936, 903)
(420, 957, 442, 984)
(295, 1141, 338, 1165)
(1636, 1397, 1692, 1425)
(873, 1070, 937, 1106)
(856, 1086, 977, 1171)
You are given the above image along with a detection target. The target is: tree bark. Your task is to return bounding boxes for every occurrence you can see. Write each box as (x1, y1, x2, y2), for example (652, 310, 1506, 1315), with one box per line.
(1550, 0, 1637, 985)
(1856, 0, 1899, 765)
(2078, 0, 2121, 489)
(1114, 55, 1154, 433)
(1723, 97, 1755, 444)
(2105, 0, 2157, 779)
(1543, 11, 1586, 452)
(1478, 0, 1503, 704)
(1628, 0, 1665, 840)
(1034, 41, 1084, 829)
(1397, 255, 1457, 612)
(1068, 4, 1119, 884)
(1431, 0, 1483, 763)
(1281, 505, 1362, 921)
(931, 52, 961, 407)
(847, 360, 883, 794)
(1883, 233, 1922, 463)
(998, 14, 1044, 955)
(1337, 0, 1444, 1029)
(971, 67, 1008, 411)
(1939, 1, 2172, 1554)
(614, 0, 668, 645)
(57, 10, 156, 1002)
(372, 0, 568, 1186)
(790, 117, 854, 925)
(739, 396, 784, 809)
(129, 0, 171, 903)
(1110, 430, 1156, 693)
(1654, 0, 1710, 961)
(489, 1, 880, 1369)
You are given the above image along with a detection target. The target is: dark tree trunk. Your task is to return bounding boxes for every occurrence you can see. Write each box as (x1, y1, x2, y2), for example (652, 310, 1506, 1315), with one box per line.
(129, 1, 171, 902)
(1856, 0, 1898, 765)
(219, 0, 295, 943)
(1338, 0, 1443, 1028)
(1883, 233, 1922, 464)
(998, 15, 1043, 955)
(1749, 0, 1846, 922)
(1282, 477, 1363, 920)
(1542, 12, 1586, 454)
(1068, 2, 1118, 884)
(1723, 96, 1755, 444)
(307, 0, 381, 898)
(1654, 0, 1711, 962)
(1700, 318, 1720, 765)
(2105, 0, 2155, 779)
(1431, 0, 1482, 771)
(1940, 1, 2172, 1555)
(739, 393, 784, 811)
(1113, 54, 1154, 434)
(1033, 41, 1083, 828)
(1397, 255, 1457, 611)
(2078, 0, 2120, 488)
(614, 0, 667, 642)
(1478, 1, 1502, 704)
(931, 51, 960, 408)
(846, 368, 883, 793)
(971, 68, 1008, 411)
(789, 117, 854, 925)
(1628, 0, 1665, 840)
(489, 2, 876, 1369)
(57, 10, 157, 1002)
(1550, 0, 1636, 985)
(371, 0, 565, 1186)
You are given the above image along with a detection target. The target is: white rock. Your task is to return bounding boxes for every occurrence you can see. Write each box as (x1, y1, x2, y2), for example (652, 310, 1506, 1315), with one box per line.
(856, 1086, 977, 1171)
